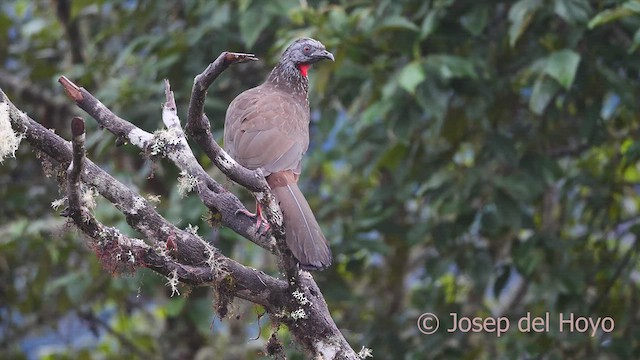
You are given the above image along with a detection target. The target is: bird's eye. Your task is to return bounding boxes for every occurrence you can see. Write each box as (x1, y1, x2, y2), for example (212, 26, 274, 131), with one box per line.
(303, 46, 311, 53)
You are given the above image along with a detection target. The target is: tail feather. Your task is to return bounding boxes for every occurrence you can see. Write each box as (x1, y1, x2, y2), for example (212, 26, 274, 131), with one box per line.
(272, 183, 332, 270)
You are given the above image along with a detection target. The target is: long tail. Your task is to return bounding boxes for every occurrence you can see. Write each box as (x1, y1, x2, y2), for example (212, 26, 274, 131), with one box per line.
(272, 183, 332, 270)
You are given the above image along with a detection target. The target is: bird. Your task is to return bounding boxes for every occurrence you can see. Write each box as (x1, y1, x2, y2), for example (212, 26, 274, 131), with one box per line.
(224, 38, 334, 271)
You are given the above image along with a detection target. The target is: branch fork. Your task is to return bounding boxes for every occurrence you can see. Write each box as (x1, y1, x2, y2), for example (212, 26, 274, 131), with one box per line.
(1, 50, 359, 359)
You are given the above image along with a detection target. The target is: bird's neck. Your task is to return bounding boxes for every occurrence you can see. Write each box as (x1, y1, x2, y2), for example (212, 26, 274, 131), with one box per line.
(266, 61, 309, 100)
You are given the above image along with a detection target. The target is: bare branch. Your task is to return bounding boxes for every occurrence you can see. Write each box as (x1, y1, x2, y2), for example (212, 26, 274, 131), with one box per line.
(181, 53, 357, 357)
(2, 58, 361, 357)
(0, 89, 286, 308)
(184, 52, 299, 281)
(59, 71, 299, 286)
(185, 52, 265, 192)
(57, 75, 276, 253)
(59, 76, 151, 147)
(66, 116, 86, 221)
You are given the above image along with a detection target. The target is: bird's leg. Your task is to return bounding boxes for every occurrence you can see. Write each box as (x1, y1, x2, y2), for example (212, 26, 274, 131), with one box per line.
(255, 203, 270, 232)
(236, 200, 270, 233)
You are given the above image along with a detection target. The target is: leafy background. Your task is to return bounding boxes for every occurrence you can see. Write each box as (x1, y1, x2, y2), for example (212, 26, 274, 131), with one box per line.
(2, 0, 640, 358)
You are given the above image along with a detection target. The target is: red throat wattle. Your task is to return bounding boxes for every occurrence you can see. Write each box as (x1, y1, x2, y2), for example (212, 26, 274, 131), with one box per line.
(297, 63, 311, 77)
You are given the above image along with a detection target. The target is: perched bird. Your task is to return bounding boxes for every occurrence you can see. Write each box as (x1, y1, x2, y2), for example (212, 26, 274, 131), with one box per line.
(224, 38, 334, 271)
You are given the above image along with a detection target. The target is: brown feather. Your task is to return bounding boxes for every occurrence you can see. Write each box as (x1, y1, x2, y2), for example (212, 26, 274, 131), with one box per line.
(223, 38, 333, 270)
(224, 84, 309, 175)
(272, 182, 332, 270)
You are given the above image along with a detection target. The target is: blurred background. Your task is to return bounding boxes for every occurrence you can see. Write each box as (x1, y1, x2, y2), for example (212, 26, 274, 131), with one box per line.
(2, 0, 640, 358)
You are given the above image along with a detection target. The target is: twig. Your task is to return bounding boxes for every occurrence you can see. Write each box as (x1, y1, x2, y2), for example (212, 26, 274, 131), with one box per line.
(58, 76, 152, 147)
(65, 117, 86, 222)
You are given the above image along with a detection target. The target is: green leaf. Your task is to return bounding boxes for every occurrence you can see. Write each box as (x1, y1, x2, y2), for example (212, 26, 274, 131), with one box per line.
(417, 169, 453, 194)
(328, 7, 349, 33)
(15, 0, 29, 18)
(188, 298, 215, 334)
(45, 273, 81, 295)
(622, 139, 640, 159)
(239, 6, 271, 48)
(166, 297, 187, 317)
(544, 49, 581, 89)
(522, 154, 562, 185)
(377, 16, 420, 33)
(359, 99, 394, 129)
(460, 5, 489, 36)
(554, 0, 592, 25)
(22, 18, 48, 37)
(397, 61, 426, 94)
(238, 0, 252, 12)
(514, 239, 544, 276)
(588, 1, 640, 29)
(625, 0, 640, 13)
(45, 273, 90, 303)
(420, 10, 439, 39)
(376, 143, 408, 171)
(508, 0, 542, 47)
(488, 134, 519, 165)
(630, 26, 640, 52)
(529, 75, 561, 115)
(425, 54, 477, 80)
(416, 81, 451, 121)
(498, 173, 544, 201)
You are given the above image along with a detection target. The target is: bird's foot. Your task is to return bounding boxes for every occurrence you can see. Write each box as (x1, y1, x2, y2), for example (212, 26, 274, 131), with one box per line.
(236, 205, 270, 234)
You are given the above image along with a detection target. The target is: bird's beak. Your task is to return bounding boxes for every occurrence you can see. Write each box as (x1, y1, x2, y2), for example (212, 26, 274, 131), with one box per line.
(314, 49, 335, 62)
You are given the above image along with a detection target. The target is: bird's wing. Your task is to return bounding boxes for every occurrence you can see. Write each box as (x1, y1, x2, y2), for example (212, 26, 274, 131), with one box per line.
(224, 87, 309, 175)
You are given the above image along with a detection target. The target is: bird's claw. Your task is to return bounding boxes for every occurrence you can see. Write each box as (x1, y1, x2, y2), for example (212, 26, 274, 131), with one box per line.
(236, 206, 270, 234)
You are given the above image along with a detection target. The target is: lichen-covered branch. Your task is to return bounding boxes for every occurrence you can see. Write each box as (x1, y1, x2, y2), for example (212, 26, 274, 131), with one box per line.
(184, 51, 299, 282)
(65, 116, 86, 222)
(185, 51, 265, 192)
(0, 89, 286, 308)
(57, 75, 275, 253)
(1, 53, 360, 357)
(183, 52, 357, 358)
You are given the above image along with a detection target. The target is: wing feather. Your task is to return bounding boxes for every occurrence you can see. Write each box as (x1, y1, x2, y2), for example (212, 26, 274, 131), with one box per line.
(224, 86, 309, 175)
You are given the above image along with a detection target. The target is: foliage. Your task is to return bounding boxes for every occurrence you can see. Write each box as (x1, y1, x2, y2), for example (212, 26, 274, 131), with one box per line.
(2, 0, 640, 358)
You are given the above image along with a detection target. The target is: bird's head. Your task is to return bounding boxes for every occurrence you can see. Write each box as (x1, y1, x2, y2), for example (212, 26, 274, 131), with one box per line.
(280, 38, 334, 77)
